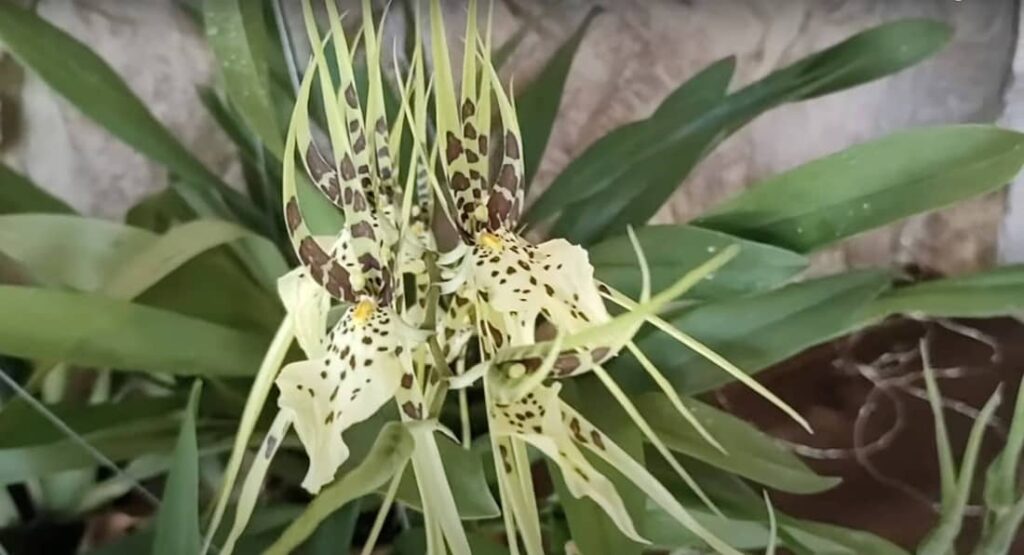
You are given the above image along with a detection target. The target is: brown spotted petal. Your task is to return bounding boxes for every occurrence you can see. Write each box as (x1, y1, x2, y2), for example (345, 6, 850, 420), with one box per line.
(465, 229, 611, 351)
(488, 382, 645, 542)
(275, 304, 417, 493)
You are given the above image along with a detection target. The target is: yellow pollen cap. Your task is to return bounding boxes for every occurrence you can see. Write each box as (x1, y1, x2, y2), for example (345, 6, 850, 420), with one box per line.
(479, 232, 503, 251)
(353, 298, 376, 323)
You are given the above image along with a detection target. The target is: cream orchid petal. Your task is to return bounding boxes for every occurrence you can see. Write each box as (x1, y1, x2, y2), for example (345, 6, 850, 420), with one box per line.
(489, 382, 647, 544)
(559, 403, 744, 555)
(275, 303, 409, 493)
(277, 267, 331, 358)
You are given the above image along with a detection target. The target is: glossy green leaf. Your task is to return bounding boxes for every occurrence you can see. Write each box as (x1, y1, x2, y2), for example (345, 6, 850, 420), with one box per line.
(263, 422, 413, 555)
(0, 286, 268, 376)
(543, 58, 734, 244)
(529, 20, 950, 242)
(590, 225, 807, 301)
(394, 432, 500, 519)
(616, 271, 891, 395)
(552, 379, 646, 555)
(203, 0, 283, 156)
(518, 8, 598, 187)
(865, 265, 1024, 320)
(153, 382, 203, 555)
(0, 1, 262, 229)
(0, 162, 73, 215)
(638, 394, 838, 493)
(698, 126, 1024, 253)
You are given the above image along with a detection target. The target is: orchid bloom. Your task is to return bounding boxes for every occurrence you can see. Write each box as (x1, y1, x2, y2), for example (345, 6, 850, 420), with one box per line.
(405, 3, 810, 554)
(218, 2, 476, 553)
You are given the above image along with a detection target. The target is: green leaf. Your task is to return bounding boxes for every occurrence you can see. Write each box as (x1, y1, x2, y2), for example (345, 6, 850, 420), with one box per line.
(263, 422, 413, 555)
(984, 371, 1024, 516)
(393, 528, 511, 555)
(644, 460, 908, 555)
(101, 219, 281, 299)
(517, 8, 598, 187)
(552, 379, 646, 555)
(0, 162, 73, 215)
(0, 396, 185, 449)
(0, 2, 261, 228)
(697, 126, 1024, 253)
(590, 225, 807, 301)
(303, 499, 361, 555)
(203, 0, 283, 157)
(540, 58, 734, 244)
(639, 394, 839, 494)
(918, 386, 1002, 555)
(0, 215, 153, 291)
(865, 265, 1024, 320)
(0, 417, 184, 486)
(616, 271, 890, 395)
(782, 519, 910, 555)
(0, 215, 282, 332)
(529, 20, 951, 242)
(0, 286, 268, 376)
(394, 433, 500, 519)
(125, 187, 195, 234)
(153, 381, 203, 555)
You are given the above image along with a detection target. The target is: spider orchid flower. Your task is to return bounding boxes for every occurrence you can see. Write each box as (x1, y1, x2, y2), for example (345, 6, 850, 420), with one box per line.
(407, 2, 810, 553)
(215, 3, 473, 554)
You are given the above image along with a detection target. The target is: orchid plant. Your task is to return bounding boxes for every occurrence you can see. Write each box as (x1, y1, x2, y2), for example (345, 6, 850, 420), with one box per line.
(2, 1, 1024, 554)
(205, 2, 816, 554)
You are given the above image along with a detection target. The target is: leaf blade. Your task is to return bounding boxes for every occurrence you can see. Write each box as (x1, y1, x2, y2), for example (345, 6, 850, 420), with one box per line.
(153, 382, 203, 555)
(0, 285, 269, 376)
(590, 225, 807, 301)
(0, 162, 73, 215)
(697, 126, 1024, 253)
(517, 8, 598, 187)
(203, 0, 283, 157)
(615, 271, 891, 395)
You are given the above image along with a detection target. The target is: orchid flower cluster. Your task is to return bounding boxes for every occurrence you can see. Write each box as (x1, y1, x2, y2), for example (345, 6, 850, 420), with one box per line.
(211, 2, 810, 554)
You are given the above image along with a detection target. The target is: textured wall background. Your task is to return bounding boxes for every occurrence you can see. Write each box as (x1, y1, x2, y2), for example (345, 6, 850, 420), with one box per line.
(1, 0, 1019, 276)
